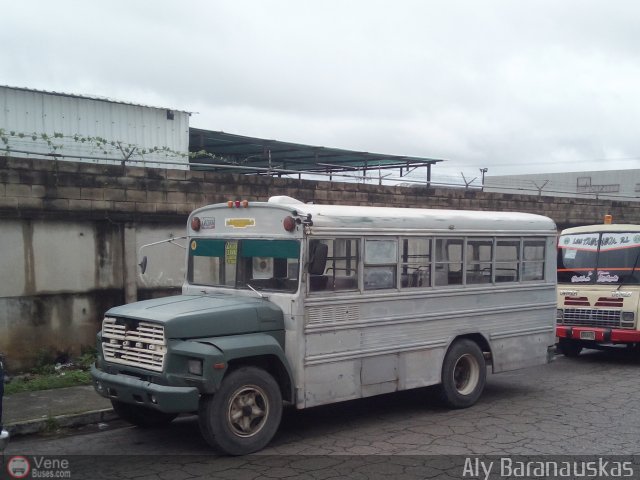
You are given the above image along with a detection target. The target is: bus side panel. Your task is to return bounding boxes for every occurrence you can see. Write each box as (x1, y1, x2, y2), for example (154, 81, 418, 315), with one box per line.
(304, 360, 362, 406)
(398, 348, 445, 390)
(303, 349, 446, 408)
(302, 286, 555, 408)
(490, 328, 556, 373)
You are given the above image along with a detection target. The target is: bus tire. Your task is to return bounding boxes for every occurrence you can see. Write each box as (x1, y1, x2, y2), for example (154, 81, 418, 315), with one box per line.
(438, 339, 486, 409)
(558, 338, 582, 357)
(198, 367, 282, 456)
(110, 400, 178, 427)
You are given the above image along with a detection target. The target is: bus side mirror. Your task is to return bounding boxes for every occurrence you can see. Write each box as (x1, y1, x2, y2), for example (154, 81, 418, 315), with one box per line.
(308, 243, 328, 275)
(139, 256, 148, 275)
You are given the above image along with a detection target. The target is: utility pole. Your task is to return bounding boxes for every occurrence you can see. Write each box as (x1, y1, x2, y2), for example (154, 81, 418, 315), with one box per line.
(479, 168, 488, 191)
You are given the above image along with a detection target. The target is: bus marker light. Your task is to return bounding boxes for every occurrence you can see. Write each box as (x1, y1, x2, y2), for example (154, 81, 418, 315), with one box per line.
(283, 216, 296, 232)
(227, 200, 249, 208)
(604, 214, 613, 224)
(191, 217, 201, 231)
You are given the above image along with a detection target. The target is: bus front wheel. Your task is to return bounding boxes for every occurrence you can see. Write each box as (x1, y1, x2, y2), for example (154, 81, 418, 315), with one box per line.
(439, 339, 486, 409)
(198, 367, 283, 456)
(558, 338, 582, 357)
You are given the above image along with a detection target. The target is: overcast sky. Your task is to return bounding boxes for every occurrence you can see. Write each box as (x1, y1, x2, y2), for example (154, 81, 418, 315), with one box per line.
(3, 1, 640, 185)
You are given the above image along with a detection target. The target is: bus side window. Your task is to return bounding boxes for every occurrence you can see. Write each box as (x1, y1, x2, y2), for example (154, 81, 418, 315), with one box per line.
(466, 238, 493, 284)
(400, 237, 431, 288)
(364, 239, 397, 290)
(523, 239, 545, 281)
(308, 241, 329, 291)
(496, 239, 520, 282)
(331, 239, 359, 291)
(435, 238, 463, 286)
(310, 238, 359, 292)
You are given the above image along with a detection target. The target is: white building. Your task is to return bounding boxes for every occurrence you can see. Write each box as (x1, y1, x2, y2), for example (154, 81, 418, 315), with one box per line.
(485, 169, 640, 202)
(0, 85, 191, 169)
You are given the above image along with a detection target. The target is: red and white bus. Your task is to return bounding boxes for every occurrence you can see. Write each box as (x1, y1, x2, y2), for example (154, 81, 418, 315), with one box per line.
(556, 217, 640, 356)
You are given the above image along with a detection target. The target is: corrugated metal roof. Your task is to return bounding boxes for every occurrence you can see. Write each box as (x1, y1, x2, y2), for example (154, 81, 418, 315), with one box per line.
(2, 86, 442, 177)
(0, 85, 191, 114)
(1, 85, 190, 169)
(189, 128, 443, 175)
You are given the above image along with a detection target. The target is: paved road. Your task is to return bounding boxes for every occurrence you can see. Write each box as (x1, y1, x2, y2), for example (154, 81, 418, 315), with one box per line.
(4, 350, 640, 478)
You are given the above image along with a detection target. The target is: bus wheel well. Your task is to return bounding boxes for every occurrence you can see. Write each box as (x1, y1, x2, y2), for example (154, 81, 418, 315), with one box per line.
(451, 333, 492, 365)
(225, 355, 292, 403)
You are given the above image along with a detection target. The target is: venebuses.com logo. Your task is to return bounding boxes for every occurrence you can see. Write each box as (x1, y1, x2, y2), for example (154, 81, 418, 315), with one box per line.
(6, 455, 71, 478)
(6, 456, 30, 479)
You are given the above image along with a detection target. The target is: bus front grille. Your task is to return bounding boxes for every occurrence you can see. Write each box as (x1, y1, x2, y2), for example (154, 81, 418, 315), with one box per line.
(101, 317, 167, 372)
(563, 308, 621, 328)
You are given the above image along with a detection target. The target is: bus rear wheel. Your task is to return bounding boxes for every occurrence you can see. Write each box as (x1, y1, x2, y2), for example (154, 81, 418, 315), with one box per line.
(439, 339, 486, 409)
(558, 338, 582, 357)
(198, 367, 282, 456)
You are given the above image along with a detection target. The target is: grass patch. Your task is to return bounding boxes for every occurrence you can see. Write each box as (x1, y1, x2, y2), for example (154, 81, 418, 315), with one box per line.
(5, 370, 93, 396)
(4, 347, 97, 396)
(44, 415, 61, 433)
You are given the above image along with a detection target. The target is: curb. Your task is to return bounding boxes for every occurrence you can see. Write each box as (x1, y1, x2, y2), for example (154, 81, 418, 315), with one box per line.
(6, 409, 117, 438)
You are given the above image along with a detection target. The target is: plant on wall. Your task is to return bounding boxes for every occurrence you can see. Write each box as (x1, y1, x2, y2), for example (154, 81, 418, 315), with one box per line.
(0, 128, 229, 166)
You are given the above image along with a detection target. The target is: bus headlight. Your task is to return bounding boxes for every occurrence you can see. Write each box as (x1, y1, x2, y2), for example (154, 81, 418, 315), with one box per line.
(556, 309, 564, 323)
(188, 359, 203, 376)
(621, 311, 635, 327)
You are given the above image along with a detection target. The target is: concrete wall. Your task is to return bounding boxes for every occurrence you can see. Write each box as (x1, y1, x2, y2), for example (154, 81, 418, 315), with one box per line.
(3, 155, 640, 370)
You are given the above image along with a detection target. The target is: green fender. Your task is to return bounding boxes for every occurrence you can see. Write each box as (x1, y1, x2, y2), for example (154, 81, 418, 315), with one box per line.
(198, 332, 294, 402)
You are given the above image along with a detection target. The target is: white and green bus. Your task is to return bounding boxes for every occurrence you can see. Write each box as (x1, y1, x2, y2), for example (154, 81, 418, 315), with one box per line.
(92, 196, 557, 455)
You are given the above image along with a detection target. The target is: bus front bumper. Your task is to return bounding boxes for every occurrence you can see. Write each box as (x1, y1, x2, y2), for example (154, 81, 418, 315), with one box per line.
(557, 326, 640, 343)
(91, 365, 200, 413)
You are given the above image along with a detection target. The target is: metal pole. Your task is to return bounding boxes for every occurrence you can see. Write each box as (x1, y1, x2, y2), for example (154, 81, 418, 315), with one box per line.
(479, 168, 488, 191)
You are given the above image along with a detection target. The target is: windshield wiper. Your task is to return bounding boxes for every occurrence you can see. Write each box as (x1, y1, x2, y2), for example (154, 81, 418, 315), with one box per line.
(246, 283, 267, 299)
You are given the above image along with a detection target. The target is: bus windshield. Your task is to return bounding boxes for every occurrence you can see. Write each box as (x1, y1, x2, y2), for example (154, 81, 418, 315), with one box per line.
(557, 232, 640, 285)
(187, 238, 300, 292)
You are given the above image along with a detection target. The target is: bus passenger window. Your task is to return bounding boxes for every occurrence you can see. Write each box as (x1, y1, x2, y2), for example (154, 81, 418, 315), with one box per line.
(466, 238, 493, 284)
(496, 239, 520, 282)
(309, 238, 359, 292)
(308, 240, 329, 291)
(331, 238, 359, 290)
(400, 238, 431, 288)
(364, 239, 397, 290)
(435, 238, 463, 285)
(523, 239, 545, 281)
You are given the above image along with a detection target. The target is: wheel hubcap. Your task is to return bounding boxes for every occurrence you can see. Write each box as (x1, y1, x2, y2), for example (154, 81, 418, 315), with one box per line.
(453, 353, 480, 395)
(227, 385, 269, 437)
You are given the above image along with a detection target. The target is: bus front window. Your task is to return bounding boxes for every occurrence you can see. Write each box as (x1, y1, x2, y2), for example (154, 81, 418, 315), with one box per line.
(188, 239, 300, 292)
(598, 233, 640, 285)
(558, 232, 640, 285)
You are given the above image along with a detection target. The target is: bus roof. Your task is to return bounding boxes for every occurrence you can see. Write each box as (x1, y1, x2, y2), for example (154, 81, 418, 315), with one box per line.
(265, 196, 556, 234)
(561, 223, 640, 235)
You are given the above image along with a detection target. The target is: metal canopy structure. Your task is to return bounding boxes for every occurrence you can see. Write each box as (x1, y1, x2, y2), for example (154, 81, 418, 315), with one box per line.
(189, 128, 443, 182)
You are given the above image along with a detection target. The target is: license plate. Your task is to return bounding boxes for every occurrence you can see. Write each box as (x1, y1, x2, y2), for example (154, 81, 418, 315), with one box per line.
(580, 331, 596, 340)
